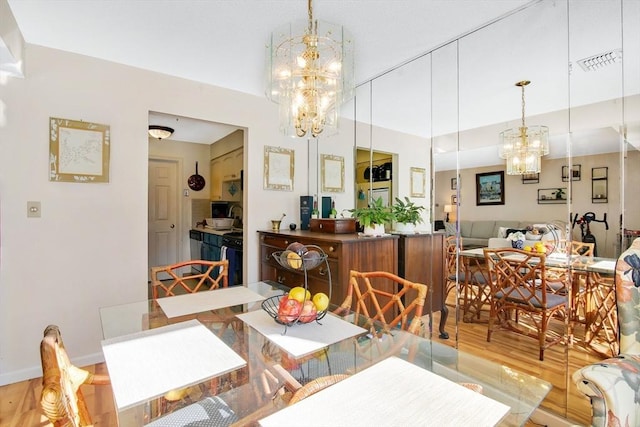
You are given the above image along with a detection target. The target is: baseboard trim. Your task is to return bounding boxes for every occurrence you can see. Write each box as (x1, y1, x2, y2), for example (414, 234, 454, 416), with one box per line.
(0, 352, 105, 386)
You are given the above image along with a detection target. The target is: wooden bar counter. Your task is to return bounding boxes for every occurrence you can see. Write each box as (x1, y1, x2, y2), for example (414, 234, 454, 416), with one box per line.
(395, 232, 448, 339)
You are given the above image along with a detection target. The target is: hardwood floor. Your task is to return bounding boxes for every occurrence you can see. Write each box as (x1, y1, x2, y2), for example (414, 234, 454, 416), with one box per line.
(429, 301, 601, 426)
(0, 362, 116, 426)
(1, 307, 599, 426)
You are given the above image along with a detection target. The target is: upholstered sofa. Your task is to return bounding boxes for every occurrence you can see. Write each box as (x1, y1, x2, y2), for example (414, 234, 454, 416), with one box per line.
(445, 219, 561, 248)
(572, 238, 640, 427)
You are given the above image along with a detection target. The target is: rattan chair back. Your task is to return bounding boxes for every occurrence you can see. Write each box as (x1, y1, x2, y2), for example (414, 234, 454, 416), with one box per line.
(337, 270, 428, 336)
(150, 260, 229, 299)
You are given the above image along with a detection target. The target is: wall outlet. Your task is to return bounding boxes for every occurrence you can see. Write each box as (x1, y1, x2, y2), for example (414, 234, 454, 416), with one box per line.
(27, 201, 41, 218)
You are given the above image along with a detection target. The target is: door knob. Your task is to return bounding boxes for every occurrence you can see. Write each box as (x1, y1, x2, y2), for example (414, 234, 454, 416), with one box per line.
(170, 224, 175, 229)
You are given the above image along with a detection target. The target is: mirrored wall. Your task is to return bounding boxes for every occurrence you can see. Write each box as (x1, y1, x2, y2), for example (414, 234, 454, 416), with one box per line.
(346, 0, 639, 423)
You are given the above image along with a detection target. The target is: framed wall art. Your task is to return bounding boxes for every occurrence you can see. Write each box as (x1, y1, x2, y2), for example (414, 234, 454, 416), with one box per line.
(410, 167, 426, 197)
(562, 164, 581, 182)
(476, 171, 505, 206)
(321, 154, 344, 192)
(451, 177, 457, 190)
(521, 173, 539, 184)
(49, 117, 110, 183)
(264, 146, 294, 191)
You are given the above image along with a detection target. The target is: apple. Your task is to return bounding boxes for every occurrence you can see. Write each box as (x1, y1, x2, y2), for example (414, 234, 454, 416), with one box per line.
(302, 249, 322, 268)
(278, 293, 290, 311)
(277, 297, 302, 323)
(299, 300, 317, 323)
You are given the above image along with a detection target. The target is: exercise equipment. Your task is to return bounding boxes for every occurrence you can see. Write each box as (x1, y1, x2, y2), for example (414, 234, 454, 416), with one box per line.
(572, 212, 609, 256)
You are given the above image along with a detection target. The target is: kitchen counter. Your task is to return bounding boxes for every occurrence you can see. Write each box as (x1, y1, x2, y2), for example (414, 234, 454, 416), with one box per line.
(192, 226, 243, 237)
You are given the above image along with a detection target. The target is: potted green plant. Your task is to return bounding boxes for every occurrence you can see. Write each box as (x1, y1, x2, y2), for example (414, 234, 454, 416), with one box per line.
(350, 196, 394, 236)
(391, 196, 425, 233)
(552, 188, 566, 200)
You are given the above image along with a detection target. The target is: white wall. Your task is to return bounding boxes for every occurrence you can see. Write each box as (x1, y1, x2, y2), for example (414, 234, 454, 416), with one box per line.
(0, 44, 306, 384)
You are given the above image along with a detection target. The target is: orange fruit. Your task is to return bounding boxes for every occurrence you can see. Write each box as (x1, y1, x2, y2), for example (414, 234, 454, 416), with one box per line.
(286, 251, 302, 269)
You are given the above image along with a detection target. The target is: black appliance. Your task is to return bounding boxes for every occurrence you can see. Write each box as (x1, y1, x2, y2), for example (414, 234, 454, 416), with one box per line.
(211, 202, 230, 218)
(222, 231, 243, 286)
(189, 229, 204, 273)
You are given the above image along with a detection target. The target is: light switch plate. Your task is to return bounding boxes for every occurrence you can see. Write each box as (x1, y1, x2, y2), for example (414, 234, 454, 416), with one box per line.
(27, 201, 41, 218)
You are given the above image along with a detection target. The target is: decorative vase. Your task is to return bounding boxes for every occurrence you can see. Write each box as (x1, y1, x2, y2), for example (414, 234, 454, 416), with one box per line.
(394, 222, 416, 233)
(363, 223, 385, 236)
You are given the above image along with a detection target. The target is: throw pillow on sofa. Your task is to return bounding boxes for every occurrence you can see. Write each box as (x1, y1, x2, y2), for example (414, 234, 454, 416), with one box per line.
(525, 231, 543, 241)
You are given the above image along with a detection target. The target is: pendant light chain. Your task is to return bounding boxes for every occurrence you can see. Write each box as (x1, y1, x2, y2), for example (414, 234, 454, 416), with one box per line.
(521, 83, 526, 129)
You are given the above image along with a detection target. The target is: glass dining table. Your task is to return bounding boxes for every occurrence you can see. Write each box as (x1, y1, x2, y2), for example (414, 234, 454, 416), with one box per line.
(99, 280, 551, 426)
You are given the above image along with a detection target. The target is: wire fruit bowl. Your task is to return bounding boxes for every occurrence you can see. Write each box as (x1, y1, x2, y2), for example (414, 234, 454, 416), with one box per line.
(272, 247, 328, 271)
(262, 294, 328, 327)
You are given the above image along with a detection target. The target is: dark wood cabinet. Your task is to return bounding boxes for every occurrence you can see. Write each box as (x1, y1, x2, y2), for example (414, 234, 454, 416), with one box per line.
(396, 232, 448, 339)
(258, 230, 398, 307)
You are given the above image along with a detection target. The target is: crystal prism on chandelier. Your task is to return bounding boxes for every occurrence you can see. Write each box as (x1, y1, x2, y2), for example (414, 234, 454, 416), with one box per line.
(265, 0, 354, 138)
(499, 81, 549, 175)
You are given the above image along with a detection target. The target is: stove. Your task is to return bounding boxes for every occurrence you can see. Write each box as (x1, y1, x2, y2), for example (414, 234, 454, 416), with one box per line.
(221, 231, 243, 286)
(222, 231, 243, 250)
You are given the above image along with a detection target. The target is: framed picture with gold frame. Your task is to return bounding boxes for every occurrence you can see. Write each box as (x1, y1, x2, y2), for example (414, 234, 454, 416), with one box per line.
(49, 117, 110, 183)
(264, 146, 294, 191)
(410, 167, 426, 197)
(321, 154, 344, 192)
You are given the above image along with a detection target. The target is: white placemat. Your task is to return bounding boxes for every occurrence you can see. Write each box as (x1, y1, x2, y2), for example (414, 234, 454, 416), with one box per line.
(259, 356, 510, 427)
(102, 319, 246, 411)
(589, 260, 616, 274)
(236, 310, 367, 358)
(157, 286, 266, 318)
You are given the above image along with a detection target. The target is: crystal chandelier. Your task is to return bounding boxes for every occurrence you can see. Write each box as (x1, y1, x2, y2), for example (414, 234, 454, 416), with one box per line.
(499, 81, 549, 175)
(266, 0, 354, 138)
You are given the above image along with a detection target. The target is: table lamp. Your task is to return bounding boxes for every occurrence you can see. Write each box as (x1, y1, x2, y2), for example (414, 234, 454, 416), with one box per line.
(444, 204, 453, 222)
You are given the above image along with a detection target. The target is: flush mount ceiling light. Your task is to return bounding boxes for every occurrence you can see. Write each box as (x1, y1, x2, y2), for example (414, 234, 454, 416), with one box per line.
(148, 125, 174, 140)
(499, 81, 549, 175)
(265, 0, 354, 138)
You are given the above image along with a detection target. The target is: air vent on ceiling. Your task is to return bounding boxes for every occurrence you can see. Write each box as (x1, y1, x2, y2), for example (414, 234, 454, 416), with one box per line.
(577, 49, 622, 72)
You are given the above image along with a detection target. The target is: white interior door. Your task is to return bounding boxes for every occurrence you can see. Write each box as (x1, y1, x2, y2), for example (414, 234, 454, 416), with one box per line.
(148, 159, 179, 279)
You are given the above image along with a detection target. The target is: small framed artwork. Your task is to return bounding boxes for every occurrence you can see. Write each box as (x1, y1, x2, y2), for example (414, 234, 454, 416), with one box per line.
(476, 171, 505, 206)
(410, 167, 426, 197)
(264, 146, 294, 191)
(521, 173, 539, 184)
(451, 195, 458, 205)
(562, 164, 581, 182)
(451, 177, 457, 190)
(49, 117, 110, 183)
(321, 154, 344, 192)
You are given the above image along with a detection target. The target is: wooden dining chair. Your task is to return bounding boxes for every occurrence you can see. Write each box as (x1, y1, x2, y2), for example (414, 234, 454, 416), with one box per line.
(483, 248, 568, 361)
(335, 270, 428, 336)
(40, 325, 111, 427)
(546, 240, 595, 322)
(150, 259, 229, 299)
